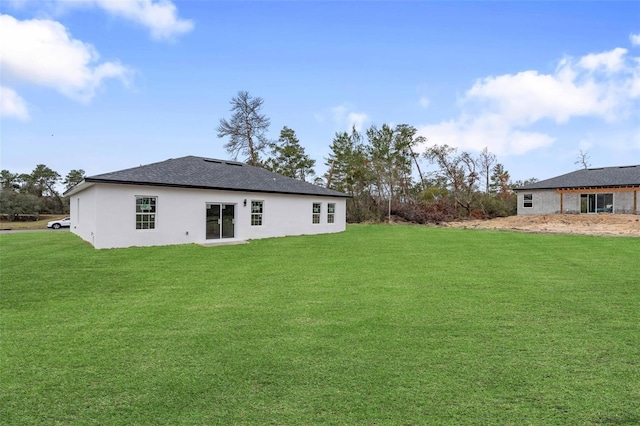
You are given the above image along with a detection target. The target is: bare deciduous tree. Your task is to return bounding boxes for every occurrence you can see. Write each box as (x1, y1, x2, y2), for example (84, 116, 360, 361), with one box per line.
(424, 145, 480, 216)
(575, 149, 591, 169)
(478, 147, 497, 193)
(217, 91, 270, 166)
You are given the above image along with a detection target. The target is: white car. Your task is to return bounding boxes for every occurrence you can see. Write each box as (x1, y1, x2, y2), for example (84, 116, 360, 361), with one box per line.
(47, 217, 71, 229)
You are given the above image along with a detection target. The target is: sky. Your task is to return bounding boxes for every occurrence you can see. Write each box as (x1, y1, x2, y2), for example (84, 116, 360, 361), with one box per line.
(1, 0, 639, 186)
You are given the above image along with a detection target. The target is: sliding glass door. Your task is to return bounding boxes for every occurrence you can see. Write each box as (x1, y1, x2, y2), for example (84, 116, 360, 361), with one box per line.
(206, 203, 235, 239)
(580, 194, 613, 213)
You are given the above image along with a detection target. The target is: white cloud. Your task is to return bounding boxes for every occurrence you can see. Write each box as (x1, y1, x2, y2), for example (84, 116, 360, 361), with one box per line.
(579, 47, 627, 73)
(417, 113, 554, 156)
(331, 104, 370, 132)
(347, 112, 369, 132)
(631, 33, 640, 46)
(0, 14, 132, 104)
(331, 104, 348, 122)
(419, 97, 430, 108)
(10, 0, 193, 41)
(466, 70, 604, 124)
(417, 46, 640, 156)
(88, 0, 194, 41)
(0, 86, 30, 121)
(578, 136, 594, 152)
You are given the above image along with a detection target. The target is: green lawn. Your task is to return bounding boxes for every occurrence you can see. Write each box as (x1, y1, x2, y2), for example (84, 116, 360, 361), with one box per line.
(1, 226, 639, 425)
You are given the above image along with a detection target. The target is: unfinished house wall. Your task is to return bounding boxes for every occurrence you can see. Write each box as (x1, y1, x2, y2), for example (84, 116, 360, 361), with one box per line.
(516, 190, 560, 215)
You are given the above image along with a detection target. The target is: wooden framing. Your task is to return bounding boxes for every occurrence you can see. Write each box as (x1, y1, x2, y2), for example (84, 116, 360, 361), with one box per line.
(552, 186, 640, 214)
(554, 186, 640, 194)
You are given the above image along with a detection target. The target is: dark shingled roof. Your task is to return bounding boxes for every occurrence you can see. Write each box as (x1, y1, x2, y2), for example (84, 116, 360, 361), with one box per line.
(516, 165, 640, 190)
(79, 156, 349, 198)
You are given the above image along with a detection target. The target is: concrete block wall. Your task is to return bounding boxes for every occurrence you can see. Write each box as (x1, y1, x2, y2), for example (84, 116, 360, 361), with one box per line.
(516, 190, 560, 215)
(614, 192, 636, 214)
(517, 189, 639, 215)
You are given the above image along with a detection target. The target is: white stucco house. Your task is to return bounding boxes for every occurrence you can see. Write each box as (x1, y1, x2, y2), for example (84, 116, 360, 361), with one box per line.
(514, 165, 640, 215)
(64, 156, 349, 249)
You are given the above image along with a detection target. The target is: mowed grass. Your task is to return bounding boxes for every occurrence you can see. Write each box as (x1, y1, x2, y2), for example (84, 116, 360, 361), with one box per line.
(0, 215, 66, 230)
(1, 226, 639, 425)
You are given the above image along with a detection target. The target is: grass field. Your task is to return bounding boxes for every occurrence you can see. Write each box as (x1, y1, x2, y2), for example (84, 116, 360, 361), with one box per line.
(0, 215, 66, 230)
(1, 226, 639, 425)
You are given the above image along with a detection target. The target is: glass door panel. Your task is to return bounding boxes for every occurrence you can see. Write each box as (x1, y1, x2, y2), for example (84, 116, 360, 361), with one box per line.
(206, 204, 221, 239)
(588, 194, 596, 213)
(597, 193, 613, 213)
(222, 204, 235, 239)
(580, 194, 588, 213)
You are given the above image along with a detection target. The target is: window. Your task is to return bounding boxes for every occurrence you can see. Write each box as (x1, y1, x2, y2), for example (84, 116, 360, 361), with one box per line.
(136, 196, 157, 229)
(251, 201, 263, 226)
(312, 203, 321, 224)
(327, 203, 335, 224)
(523, 194, 533, 208)
(581, 193, 613, 213)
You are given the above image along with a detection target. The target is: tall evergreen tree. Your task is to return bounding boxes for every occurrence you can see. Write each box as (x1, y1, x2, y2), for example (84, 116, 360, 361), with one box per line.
(63, 169, 86, 191)
(0, 170, 22, 191)
(22, 165, 61, 198)
(365, 123, 419, 205)
(489, 163, 511, 196)
(265, 127, 315, 181)
(19, 165, 63, 213)
(324, 127, 369, 195)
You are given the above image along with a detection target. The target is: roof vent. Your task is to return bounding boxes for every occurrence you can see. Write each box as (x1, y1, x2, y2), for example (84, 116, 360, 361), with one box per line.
(225, 161, 243, 166)
(618, 165, 637, 169)
(587, 167, 603, 171)
(203, 158, 222, 164)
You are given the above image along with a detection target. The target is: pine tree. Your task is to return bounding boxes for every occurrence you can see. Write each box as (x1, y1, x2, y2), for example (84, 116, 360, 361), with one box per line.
(265, 127, 315, 181)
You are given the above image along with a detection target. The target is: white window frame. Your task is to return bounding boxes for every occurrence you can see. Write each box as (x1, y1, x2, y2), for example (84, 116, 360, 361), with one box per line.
(523, 194, 533, 208)
(251, 200, 264, 226)
(135, 196, 157, 230)
(327, 203, 335, 224)
(312, 203, 321, 224)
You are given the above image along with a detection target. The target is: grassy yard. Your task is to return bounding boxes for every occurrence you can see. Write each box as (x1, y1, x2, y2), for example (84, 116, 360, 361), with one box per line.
(1, 225, 639, 425)
(0, 215, 66, 230)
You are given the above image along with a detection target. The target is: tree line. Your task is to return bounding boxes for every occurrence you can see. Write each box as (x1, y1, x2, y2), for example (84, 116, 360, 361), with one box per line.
(1, 90, 538, 223)
(0, 166, 85, 220)
(217, 91, 538, 223)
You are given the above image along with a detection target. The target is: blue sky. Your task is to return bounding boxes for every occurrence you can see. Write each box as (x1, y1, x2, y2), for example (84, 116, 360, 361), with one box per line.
(1, 1, 639, 185)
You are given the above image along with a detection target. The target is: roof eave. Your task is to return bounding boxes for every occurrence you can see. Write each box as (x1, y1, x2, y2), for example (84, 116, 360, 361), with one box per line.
(63, 180, 94, 196)
(83, 178, 352, 198)
(515, 184, 640, 191)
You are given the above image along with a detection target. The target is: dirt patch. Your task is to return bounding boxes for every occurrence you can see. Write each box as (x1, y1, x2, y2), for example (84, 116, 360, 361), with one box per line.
(444, 214, 640, 237)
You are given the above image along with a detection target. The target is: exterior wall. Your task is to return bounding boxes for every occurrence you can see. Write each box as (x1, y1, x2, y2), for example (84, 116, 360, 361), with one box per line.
(562, 193, 580, 213)
(517, 189, 639, 215)
(69, 185, 97, 246)
(71, 183, 347, 249)
(614, 191, 636, 214)
(516, 190, 560, 215)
